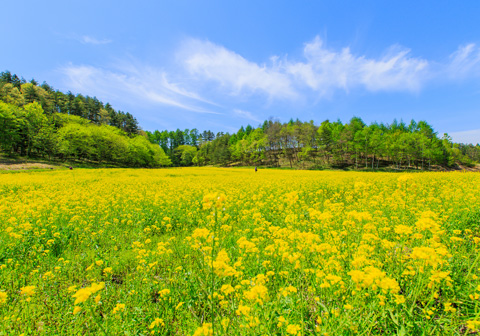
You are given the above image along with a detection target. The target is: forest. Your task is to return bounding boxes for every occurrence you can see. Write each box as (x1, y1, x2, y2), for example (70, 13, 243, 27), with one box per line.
(0, 71, 170, 167)
(145, 119, 480, 169)
(1, 71, 479, 169)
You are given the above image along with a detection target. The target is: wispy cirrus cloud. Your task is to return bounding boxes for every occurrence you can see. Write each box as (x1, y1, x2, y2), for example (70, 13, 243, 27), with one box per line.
(58, 32, 113, 45)
(449, 128, 480, 145)
(180, 39, 297, 100)
(446, 43, 480, 79)
(179, 37, 430, 100)
(60, 63, 220, 114)
(233, 109, 262, 123)
(287, 36, 428, 94)
(80, 35, 112, 45)
(178, 37, 480, 102)
(60, 37, 480, 124)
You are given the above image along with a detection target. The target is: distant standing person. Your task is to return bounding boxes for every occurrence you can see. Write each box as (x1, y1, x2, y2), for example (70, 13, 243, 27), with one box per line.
(255, 166, 257, 172)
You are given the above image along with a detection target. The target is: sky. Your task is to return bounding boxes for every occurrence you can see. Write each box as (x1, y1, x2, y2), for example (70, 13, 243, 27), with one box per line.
(2, 1, 480, 144)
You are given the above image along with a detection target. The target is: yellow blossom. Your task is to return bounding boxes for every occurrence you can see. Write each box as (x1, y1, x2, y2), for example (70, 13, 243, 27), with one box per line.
(0, 292, 7, 304)
(221, 318, 230, 330)
(236, 304, 251, 316)
(395, 295, 406, 304)
(221, 284, 235, 295)
(158, 289, 170, 297)
(193, 323, 213, 336)
(278, 316, 287, 327)
(149, 318, 165, 329)
(112, 303, 126, 314)
(20, 286, 36, 296)
(72, 282, 105, 304)
(72, 288, 92, 304)
(467, 320, 480, 331)
(286, 324, 301, 335)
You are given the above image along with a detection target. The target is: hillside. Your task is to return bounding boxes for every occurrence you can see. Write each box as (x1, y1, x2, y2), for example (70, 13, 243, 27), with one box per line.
(0, 71, 171, 168)
(1, 70, 479, 170)
(146, 119, 480, 170)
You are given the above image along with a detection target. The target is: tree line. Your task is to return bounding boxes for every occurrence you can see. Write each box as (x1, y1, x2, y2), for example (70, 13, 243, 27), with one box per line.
(2, 70, 478, 170)
(146, 118, 480, 169)
(0, 71, 170, 167)
(0, 71, 139, 134)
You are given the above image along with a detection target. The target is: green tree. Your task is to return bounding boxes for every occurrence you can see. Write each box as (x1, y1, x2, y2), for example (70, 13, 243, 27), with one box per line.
(56, 123, 93, 160)
(175, 145, 197, 166)
(0, 83, 25, 106)
(20, 102, 50, 156)
(0, 101, 21, 155)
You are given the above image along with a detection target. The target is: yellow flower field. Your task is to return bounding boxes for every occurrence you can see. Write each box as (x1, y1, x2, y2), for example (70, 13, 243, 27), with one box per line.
(0, 168, 480, 335)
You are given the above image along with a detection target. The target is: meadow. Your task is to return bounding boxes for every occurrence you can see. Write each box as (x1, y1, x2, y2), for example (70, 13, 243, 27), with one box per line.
(1, 168, 480, 335)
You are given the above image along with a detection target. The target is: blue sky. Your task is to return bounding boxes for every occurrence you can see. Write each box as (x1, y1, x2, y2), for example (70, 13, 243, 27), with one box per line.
(2, 1, 480, 143)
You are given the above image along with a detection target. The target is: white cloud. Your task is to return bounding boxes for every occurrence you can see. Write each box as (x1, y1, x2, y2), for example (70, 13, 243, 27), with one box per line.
(179, 37, 430, 101)
(449, 128, 480, 144)
(80, 35, 112, 45)
(233, 109, 262, 123)
(447, 43, 480, 79)
(60, 38, 480, 121)
(180, 39, 297, 99)
(283, 37, 428, 94)
(61, 63, 220, 114)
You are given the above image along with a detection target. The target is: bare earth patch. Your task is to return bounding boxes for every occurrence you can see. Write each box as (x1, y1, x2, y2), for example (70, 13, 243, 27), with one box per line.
(0, 157, 60, 170)
(0, 162, 58, 170)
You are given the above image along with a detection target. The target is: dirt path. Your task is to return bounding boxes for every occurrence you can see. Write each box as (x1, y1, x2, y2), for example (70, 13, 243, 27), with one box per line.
(0, 162, 58, 170)
(0, 158, 60, 170)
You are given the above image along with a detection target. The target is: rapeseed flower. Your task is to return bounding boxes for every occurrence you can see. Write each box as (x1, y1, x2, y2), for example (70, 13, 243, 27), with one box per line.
(1, 168, 479, 334)
(20, 286, 35, 296)
(193, 323, 213, 336)
(72, 282, 105, 304)
(112, 303, 125, 314)
(149, 318, 165, 329)
(286, 324, 301, 335)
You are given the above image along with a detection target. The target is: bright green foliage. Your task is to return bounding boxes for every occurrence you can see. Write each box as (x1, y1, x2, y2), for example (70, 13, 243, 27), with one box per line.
(0, 100, 170, 167)
(0, 71, 140, 134)
(150, 117, 478, 169)
(0, 101, 21, 154)
(0, 83, 25, 106)
(2, 70, 478, 169)
(175, 145, 198, 166)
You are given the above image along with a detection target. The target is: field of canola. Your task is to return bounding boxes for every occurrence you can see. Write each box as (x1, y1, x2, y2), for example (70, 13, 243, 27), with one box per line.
(1, 168, 480, 335)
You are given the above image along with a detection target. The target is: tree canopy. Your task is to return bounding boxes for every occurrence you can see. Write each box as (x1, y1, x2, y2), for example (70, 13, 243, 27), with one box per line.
(0, 71, 139, 134)
(2, 70, 478, 169)
(0, 71, 170, 167)
(146, 118, 479, 169)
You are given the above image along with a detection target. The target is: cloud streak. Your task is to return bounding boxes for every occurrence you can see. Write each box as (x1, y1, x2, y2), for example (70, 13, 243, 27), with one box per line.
(179, 37, 430, 100)
(80, 35, 112, 45)
(287, 37, 428, 94)
(178, 37, 480, 101)
(61, 63, 220, 114)
(233, 109, 262, 123)
(447, 43, 480, 79)
(60, 37, 480, 122)
(449, 128, 480, 145)
(181, 39, 297, 100)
